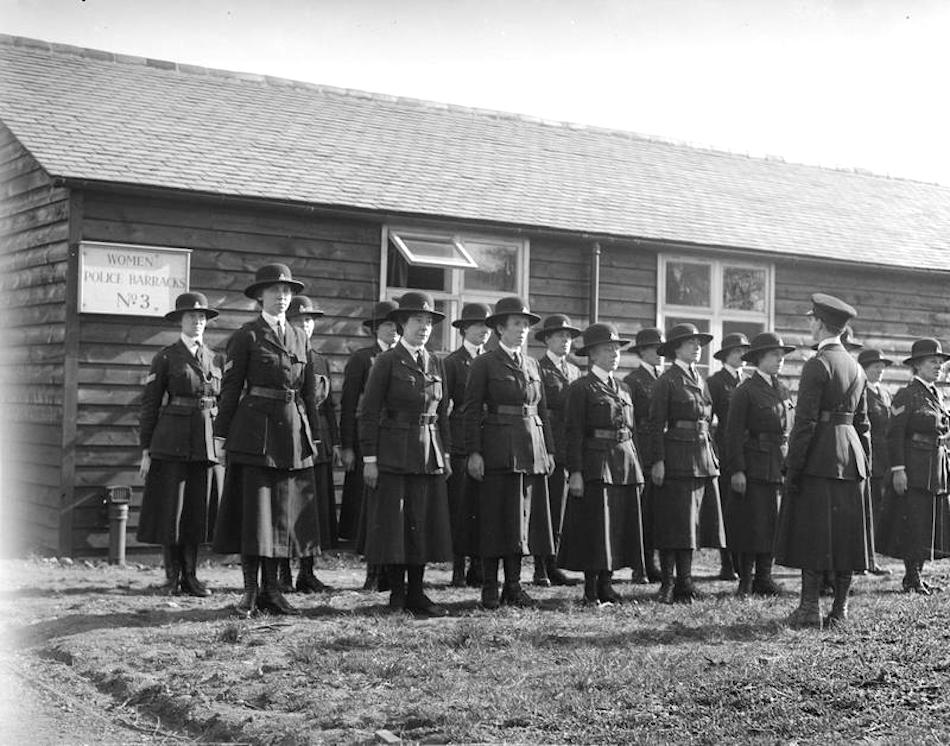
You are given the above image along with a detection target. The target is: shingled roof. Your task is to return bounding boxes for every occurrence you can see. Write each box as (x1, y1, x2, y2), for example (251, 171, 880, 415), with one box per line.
(2, 34, 949, 271)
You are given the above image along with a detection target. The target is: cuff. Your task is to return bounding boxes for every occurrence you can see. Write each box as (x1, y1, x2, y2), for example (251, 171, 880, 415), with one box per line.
(363, 456, 377, 464)
(890, 465, 906, 472)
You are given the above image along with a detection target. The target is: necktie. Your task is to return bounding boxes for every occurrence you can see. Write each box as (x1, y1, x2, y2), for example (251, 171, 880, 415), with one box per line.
(560, 360, 569, 377)
(194, 342, 201, 359)
(416, 351, 425, 369)
(513, 352, 521, 368)
(608, 376, 617, 393)
(277, 321, 285, 344)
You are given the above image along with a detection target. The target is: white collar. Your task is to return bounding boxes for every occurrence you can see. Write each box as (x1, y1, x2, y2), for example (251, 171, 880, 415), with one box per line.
(261, 310, 286, 334)
(591, 365, 613, 384)
(377, 337, 394, 352)
(180, 333, 201, 353)
(400, 338, 424, 357)
(498, 341, 522, 360)
(463, 339, 483, 358)
(755, 369, 773, 385)
(546, 350, 567, 366)
(674, 359, 695, 376)
(723, 363, 741, 378)
(817, 335, 841, 350)
(914, 375, 939, 391)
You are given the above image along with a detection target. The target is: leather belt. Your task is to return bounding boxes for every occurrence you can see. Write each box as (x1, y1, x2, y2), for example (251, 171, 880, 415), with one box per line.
(385, 411, 439, 425)
(672, 420, 710, 433)
(750, 432, 787, 444)
(488, 404, 538, 416)
(249, 386, 299, 402)
(168, 396, 217, 410)
(588, 427, 632, 442)
(819, 411, 854, 425)
(909, 432, 949, 446)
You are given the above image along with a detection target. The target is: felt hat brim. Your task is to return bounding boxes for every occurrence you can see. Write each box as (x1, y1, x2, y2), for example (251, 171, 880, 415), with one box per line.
(244, 278, 305, 299)
(164, 307, 219, 321)
(657, 332, 713, 358)
(533, 325, 582, 342)
(903, 352, 950, 366)
(713, 344, 751, 361)
(389, 309, 446, 324)
(575, 338, 631, 357)
(741, 344, 795, 363)
(486, 311, 541, 327)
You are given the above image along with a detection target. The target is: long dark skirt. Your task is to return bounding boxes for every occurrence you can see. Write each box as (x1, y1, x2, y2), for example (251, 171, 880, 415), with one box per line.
(723, 480, 781, 554)
(870, 474, 886, 535)
(212, 462, 320, 558)
(364, 472, 453, 565)
(337, 460, 364, 542)
(137, 459, 223, 545)
(653, 476, 725, 550)
(641, 480, 657, 551)
(447, 454, 480, 556)
(558, 482, 645, 572)
(315, 462, 338, 550)
(774, 475, 873, 571)
(547, 462, 569, 543)
(475, 471, 555, 558)
(876, 485, 950, 561)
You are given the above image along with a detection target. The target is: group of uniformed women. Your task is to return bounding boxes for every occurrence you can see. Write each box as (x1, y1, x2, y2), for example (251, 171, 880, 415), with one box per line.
(138, 273, 949, 625)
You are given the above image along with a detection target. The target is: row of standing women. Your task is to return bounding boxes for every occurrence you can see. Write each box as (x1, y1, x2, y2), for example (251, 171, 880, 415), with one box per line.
(138, 271, 950, 626)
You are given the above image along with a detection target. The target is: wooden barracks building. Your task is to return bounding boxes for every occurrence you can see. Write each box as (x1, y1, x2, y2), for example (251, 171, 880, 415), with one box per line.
(3, 35, 950, 556)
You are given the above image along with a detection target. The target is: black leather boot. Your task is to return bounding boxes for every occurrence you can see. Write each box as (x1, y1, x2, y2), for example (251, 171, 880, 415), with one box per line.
(597, 570, 622, 605)
(277, 558, 296, 594)
(918, 559, 942, 593)
(465, 557, 483, 587)
(257, 557, 300, 615)
(158, 545, 181, 595)
(752, 553, 783, 596)
(501, 555, 537, 608)
(825, 572, 852, 628)
(532, 555, 551, 587)
(674, 550, 703, 603)
(787, 569, 822, 628)
(235, 555, 259, 618)
(644, 549, 662, 583)
(718, 549, 738, 581)
(387, 564, 407, 611)
(406, 564, 448, 617)
(546, 556, 578, 586)
(582, 572, 599, 605)
(657, 550, 675, 604)
(179, 544, 211, 597)
(451, 556, 467, 587)
(296, 556, 332, 593)
(736, 553, 754, 598)
(481, 557, 501, 610)
(902, 558, 929, 594)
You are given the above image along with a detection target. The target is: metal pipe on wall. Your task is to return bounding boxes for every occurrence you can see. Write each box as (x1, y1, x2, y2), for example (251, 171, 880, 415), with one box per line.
(589, 241, 601, 324)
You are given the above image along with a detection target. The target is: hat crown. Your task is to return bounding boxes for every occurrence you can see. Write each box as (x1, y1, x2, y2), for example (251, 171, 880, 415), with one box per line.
(721, 333, 751, 348)
(396, 291, 437, 313)
(668, 322, 703, 338)
(459, 302, 492, 321)
(633, 327, 664, 348)
(809, 292, 857, 326)
(582, 322, 622, 346)
(287, 295, 322, 316)
(372, 300, 399, 317)
(494, 296, 532, 316)
(174, 291, 210, 311)
(543, 314, 573, 329)
(254, 263, 295, 284)
(857, 348, 886, 366)
(910, 338, 944, 357)
(748, 331, 785, 349)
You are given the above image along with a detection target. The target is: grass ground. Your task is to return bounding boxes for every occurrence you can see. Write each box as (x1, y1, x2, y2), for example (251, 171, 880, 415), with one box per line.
(5, 551, 950, 744)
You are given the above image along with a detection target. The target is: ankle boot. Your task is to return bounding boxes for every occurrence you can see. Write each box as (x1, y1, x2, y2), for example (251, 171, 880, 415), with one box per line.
(257, 558, 300, 615)
(179, 544, 212, 597)
(406, 564, 447, 617)
(644, 549, 662, 583)
(362, 563, 379, 591)
(377, 564, 391, 592)
(501, 555, 537, 607)
(674, 550, 703, 602)
(465, 557, 483, 587)
(582, 572, 599, 605)
(918, 560, 942, 592)
(718, 549, 738, 580)
(158, 545, 182, 595)
(235, 555, 259, 617)
(277, 558, 295, 594)
(736, 553, 755, 597)
(657, 550, 675, 604)
(481, 557, 501, 609)
(820, 571, 835, 597)
(546, 556, 577, 586)
(387, 565, 407, 611)
(825, 572, 852, 627)
(451, 556, 467, 587)
(532, 555, 551, 587)
(296, 556, 332, 593)
(902, 558, 929, 594)
(787, 569, 822, 628)
(597, 570, 622, 604)
(752, 553, 783, 596)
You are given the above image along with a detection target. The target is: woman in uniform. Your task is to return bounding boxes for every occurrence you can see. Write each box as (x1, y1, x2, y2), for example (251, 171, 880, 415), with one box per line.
(647, 323, 725, 603)
(280, 294, 340, 594)
(558, 323, 645, 605)
(358, 291, 453, 617)
(138, 291, 223, 597)
(876, 338, 950, 594)
(213, 264, 323, 617)
(464, 296, 556, 610)
(722, 332, 795, 597)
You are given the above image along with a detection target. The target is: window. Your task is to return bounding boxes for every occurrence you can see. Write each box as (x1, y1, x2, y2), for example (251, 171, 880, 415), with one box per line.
(381, 226, 529, 352)
(658, 256, 773, 376)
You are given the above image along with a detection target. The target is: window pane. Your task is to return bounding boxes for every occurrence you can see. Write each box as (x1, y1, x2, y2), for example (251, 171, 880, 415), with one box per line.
(427, 298, 450, 353)
(665, 316, 710, 369)
(387, 244, 448, 290)
(463, 241, 518, 293)
(723, 266, 767, 312)
(390, 232, 476, 268)
(665, 261, 711, 307)
(722, 320, 766, 343)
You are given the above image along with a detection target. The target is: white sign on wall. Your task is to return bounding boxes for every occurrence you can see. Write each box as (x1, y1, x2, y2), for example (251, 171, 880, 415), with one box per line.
(78, 241, 192, 316)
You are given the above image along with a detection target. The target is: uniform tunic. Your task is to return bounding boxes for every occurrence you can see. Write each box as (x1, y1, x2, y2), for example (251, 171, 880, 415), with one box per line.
(866, 382, 892, 522)
(442, 344, 478, 555)
(708, 367, 742, 548)
(646, 364, 725, 550)
(463, 348, 556, 558)
(212, 317, 322, 558)
(338, 342, 383, 542)
(557, 373, 646, 571)
(722, 372, 792, 554)
(538, 353, 582, 538)
(137, 340, 224, 545)
(358, 344, 453, 565)
(310, 348, 340, 549)
(623, 363, 661, 550)
(876, 379, 950, 561)
(774, 342, 874, 571)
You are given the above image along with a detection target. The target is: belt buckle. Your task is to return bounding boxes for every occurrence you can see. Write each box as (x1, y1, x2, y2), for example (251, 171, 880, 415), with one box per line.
(198, 398, 213, 410)
(283, 390, 294, 403)
(615, 429, 626, 442)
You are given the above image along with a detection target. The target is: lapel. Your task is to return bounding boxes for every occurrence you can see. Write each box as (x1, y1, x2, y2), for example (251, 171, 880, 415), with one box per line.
(750, 370, 783, 403)
(174, 339, 205, 377)
(497, 348, 525, 378)
(913, 378, 942, 408)
(675, 362, 704, 393)
(256, 316, 288, 354)
(589, 371, 626, 404)
(539, 353, 567, 382)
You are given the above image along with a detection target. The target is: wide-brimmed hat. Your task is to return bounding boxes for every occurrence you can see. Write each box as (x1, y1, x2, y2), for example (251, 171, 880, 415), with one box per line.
(857, 349, 894, 369)
(452, 302, 492, 329)
(362, 300, 399, 331)
(741, 332, 795, 363)
(806, 292, 857, 329)
(657, 323, 713, 358)
(534, 314, 582, 342)
(485, 296, 541, 328)
(631, 327, 664, 353)
(243, 263, 305, 299)
(164, 291, 219, 321)
(286, 295, 325, 319)
(902, 338, 950, 366)
(713, 332, 751, 361)
(388, 291, 445, 324)
(574, 322, 632, 357)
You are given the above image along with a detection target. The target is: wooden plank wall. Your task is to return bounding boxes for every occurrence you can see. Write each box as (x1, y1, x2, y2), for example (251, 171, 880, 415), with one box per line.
(0, 124, 69, 554)
(72, 190, 383, 554)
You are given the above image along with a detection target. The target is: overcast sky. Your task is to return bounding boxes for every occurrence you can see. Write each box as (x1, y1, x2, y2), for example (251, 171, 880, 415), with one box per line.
(3, 0, 949, 185)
